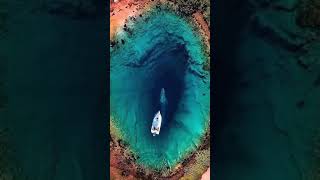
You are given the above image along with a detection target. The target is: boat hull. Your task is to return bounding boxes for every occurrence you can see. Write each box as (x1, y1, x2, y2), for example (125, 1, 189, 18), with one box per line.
(151, 111, 162, 136)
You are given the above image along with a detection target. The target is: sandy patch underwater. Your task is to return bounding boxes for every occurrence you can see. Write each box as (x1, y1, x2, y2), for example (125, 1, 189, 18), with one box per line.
(110, 10, 210, 169)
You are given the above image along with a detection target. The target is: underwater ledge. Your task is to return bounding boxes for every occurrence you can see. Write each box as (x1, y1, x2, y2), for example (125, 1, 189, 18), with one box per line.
(110, 10, 210, 170)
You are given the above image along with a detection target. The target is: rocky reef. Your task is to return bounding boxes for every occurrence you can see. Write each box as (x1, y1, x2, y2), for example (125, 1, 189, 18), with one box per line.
(110, 0, 210, 179)
(110, 120, 210, 179)
(111, 8, 210, 168)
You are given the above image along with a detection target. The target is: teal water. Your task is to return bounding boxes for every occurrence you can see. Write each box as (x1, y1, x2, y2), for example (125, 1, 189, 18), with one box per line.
(0, 1, 107, 179)
(214, 0, 320, 179)
(110, 11, 210, 169)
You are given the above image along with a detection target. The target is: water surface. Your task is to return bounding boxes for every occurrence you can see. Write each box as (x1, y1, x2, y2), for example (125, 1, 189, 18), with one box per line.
(111, 11, 210, 169)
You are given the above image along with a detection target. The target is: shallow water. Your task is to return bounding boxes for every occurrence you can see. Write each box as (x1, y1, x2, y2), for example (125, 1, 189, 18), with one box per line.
(110, 11, 210, 169)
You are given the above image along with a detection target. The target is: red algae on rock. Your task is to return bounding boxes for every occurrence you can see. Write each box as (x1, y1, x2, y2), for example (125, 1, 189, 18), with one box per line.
(109, 0, 211, 179)
(110, 0, 152, 39)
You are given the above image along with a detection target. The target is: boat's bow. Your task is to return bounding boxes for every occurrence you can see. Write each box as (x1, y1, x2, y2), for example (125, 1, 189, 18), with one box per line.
(151, 111, 162, 136)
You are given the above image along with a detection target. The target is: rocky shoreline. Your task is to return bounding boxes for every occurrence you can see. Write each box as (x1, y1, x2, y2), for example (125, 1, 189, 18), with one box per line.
(110, 121, 210, 179)
(109, 0, 211, 179)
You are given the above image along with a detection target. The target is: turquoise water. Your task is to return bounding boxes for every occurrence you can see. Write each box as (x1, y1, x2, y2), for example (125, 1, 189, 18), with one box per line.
(110, 11, 210, 169)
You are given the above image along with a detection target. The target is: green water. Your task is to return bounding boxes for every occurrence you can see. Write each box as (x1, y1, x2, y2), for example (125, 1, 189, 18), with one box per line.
(214, 0, 320, 179)
(0, 1, 107, 179)
(110, 11, 210, 169)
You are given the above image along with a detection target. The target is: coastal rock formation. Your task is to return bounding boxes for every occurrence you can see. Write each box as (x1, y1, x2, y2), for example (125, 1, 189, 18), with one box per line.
(110, 0, 210, 179)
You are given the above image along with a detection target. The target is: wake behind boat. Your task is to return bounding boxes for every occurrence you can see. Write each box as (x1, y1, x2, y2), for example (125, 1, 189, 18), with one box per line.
(151, 88, 168, 136)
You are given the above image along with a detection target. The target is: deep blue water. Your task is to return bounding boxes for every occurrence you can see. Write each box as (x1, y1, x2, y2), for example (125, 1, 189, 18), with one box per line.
(110, 11, 210, 169)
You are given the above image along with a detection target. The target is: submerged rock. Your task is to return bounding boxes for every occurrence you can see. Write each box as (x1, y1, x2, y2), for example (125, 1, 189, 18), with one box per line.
(111, 10, 209, 170)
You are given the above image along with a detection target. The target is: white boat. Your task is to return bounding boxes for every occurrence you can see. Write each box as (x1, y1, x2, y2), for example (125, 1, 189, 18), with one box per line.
(151, 88, 167, 136)
(151, 111, 162, 136)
